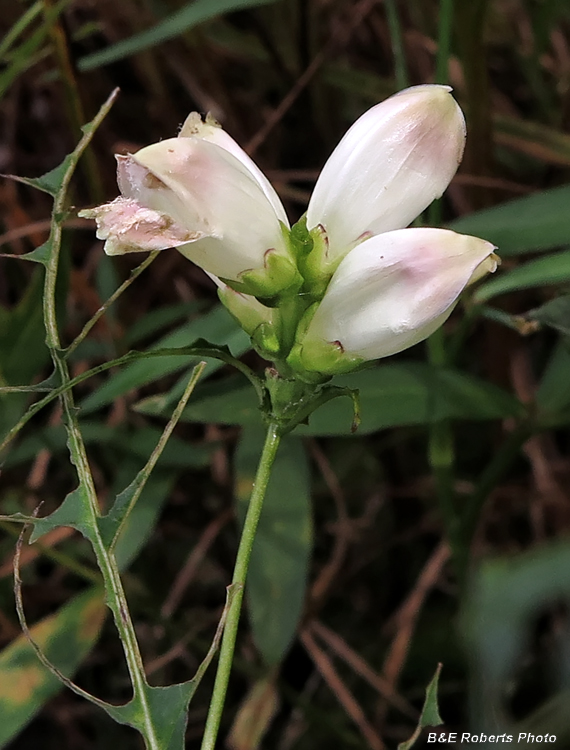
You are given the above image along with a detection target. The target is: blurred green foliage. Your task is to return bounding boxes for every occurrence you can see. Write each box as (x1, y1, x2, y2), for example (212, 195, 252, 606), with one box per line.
(3, 0, 570, 747)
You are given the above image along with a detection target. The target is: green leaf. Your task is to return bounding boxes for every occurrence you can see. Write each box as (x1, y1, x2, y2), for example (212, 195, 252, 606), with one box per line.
(29, 486, 95, 543)
(449, 185, 570, 257)
(397, 664, 443, 750)
(461, 541, 570, 732)
(177, 365, 521, 434)
(0, 588, 106, 749)
(175, 375, 261, 426)
(17, 240, 52, 265)
(125, 302, 202, 346)
(80, 305, 250, 414)
(235, 427, 312, 665)
(78, 0, 279, 70)
(475, 249, 570, 302)
(7, 155, 74, 198)
(99, 584, 239, 748)
(103, 683, 198, 749)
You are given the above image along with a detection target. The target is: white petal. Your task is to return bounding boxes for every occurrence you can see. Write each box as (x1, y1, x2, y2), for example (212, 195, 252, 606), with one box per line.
(304, 228, 496, 360)
(121, 138, 288, 280)
(306, 85, 466, 261)
(179, 112, 288, 225)
(78, 197, 202, 255)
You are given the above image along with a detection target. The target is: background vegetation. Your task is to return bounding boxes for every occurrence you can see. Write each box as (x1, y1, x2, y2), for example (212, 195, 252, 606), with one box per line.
(2, 0, 570, 747)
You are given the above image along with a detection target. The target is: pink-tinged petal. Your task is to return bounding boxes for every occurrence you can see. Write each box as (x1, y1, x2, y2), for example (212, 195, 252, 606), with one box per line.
(178, 112, 288, 225)
(307, 85, 466, 262)
(127, 137, 289, 281)
(300, 228, 497, 363)
(79, 197, 203, 255)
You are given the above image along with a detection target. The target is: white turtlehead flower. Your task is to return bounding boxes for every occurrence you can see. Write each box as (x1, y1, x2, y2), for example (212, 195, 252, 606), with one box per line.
(305, 84, 466, 269)
(80, 115, 297, 298)
(288, 229, 498, 376)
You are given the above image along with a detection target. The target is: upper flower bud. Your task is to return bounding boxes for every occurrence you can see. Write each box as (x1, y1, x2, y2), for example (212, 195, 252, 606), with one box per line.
(80, 116, 299, 298)
(305, 85, 466, 268)
(288, 228, 498, 378)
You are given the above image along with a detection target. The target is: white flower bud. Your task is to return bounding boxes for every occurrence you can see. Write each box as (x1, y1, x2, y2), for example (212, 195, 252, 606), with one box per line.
(306, 85, 466, 264)
(288, 228, 498, 376)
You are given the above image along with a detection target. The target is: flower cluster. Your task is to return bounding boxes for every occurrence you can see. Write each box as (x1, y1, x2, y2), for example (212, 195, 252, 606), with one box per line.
(81, 85, 498, 383)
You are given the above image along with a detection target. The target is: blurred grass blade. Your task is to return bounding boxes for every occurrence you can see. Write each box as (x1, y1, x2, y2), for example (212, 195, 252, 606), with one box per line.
(80, 306, 250, 414)
(525, 295, 570, 337)
(227, 676, 280, 750)
(536, 338, 570, 424)
(474, 249, 570, 302)
(449, 185, 570, 257)
(235, 426, 312, 666)
(78, 0, 279, 70)
(0, 1, 42, 59)
(398, 664, 443, 750)
(0, 588, 106, 749)
(0, 0, 70, 99)
(98, 362, 206, 550)
(461, 541, 570, 732)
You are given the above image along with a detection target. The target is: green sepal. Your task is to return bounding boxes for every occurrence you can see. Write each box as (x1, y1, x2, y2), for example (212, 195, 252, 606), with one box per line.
(287, 339, 364, 382)
(285, 303, 364, 381)
(251, 322, 283, 359)
(217, 286, 273, 336)
(289, 215, 314, 263)
(223, 239, 303, 300)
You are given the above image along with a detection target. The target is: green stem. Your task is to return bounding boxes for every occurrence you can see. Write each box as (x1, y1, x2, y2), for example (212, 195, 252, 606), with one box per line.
(426, 330, 462, 567)
(200, 422, 282, 750)
(39, 91, 159, 750)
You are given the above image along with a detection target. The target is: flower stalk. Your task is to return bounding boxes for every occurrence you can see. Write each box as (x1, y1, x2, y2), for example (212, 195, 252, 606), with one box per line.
(200, 421, 282, 750)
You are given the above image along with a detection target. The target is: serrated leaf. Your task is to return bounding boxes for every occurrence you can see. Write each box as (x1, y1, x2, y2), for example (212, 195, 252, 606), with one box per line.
(235, 427, 312, 665)
(78, 0, 279, 70)
(29, 486, 95, 543)
(398, 664, 443, 750)
(8, 155, 74, 198)
(99, 583, 239, 748)
(17, 240, 52, 265)
(475, 249, 570, 302)
(449, 185, 570, 257)
(103, 682, 197, 749)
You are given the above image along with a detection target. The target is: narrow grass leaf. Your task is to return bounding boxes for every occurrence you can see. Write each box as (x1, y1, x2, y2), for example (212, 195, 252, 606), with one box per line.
(0, 588, 106, 749)
(449, 185, 570, 257)
(474, 249, 570, 302)
(78, 0, 278, 70)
